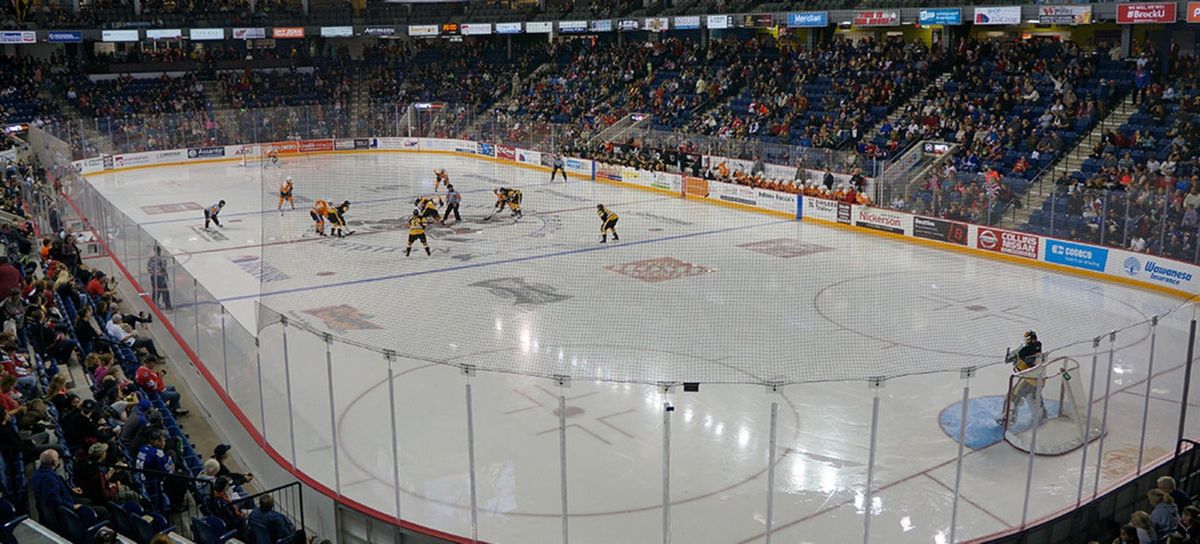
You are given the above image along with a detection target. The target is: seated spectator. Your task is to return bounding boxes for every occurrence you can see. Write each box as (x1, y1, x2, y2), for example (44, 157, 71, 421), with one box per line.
(135, 429, 175, 511)
(134, 356, 186, 416)
(106, 313, 159, 357)
(213, 443, 253, 487)
(249, 494, 305, 544)
(1150, 489, 1181, 538)
(207, 476, 247, 536)
(30, 449, 82, 531)
(77, 442, 117, 507)
(1159, 476, 1192, 508)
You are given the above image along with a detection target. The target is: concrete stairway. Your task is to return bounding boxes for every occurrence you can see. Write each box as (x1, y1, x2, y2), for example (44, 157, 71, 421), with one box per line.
(1004, 94, 1138, 229)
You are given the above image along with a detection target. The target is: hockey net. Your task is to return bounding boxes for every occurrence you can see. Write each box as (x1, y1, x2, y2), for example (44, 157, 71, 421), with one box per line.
(1001, 356, 1104, 455)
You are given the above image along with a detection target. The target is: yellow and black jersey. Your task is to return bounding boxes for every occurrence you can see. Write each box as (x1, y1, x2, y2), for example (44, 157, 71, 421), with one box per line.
(597, 207, 618, 223)
(326, 204, 347, 225)
(408, 215, 426, 235)
(505, 189, 522, 204)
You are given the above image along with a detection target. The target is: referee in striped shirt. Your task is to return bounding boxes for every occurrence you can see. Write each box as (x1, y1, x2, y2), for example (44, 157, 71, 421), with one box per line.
(443, 184, 462, 224)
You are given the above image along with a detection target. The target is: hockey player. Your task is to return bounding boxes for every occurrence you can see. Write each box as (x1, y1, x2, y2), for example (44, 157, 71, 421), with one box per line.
(278, 177, 295, 213)
(310, 199, 330, 236)
(267, 148, 279, 166)
(405, 210, 431, 256)
(327, 200, 351, 238)
(415, 195, 444, 226)
(997, 331, 1048, 428)
(203, 200, 225, 230)
(597, 204, 619, 243)
(434, 168, 450, 192)
(494, 187, 523, 219)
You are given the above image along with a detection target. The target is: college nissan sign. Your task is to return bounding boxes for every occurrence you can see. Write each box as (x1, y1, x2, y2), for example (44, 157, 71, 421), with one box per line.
(1117, 2, 1176, 23)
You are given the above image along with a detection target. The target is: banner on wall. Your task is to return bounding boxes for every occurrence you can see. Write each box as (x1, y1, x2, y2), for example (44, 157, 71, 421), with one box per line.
(272, 27, 305, 38)
(525, 21, 553, 33)
(786, 12, 828, 27)
(189, 28, 224, 40)
(320, 26, 353, 37)
(101, 30, 138, 42)
(673, 16, 701, 29)
(973, 6, 1021, 25)
(589, 20, 613, 32)
(558, 21, 587, 33)
(363, 26, 396, 36)
(644, 17, 669, 31)
(461, 23, 493, 35)
(1190, 2, 1200, 22)
(1037, 5, 1091, 25)
(853, 10, 900, 26)
(918, 8, 962, 25)
(0, 31, 35, 44)
(146, 29, 183, 40)
(913, 216, 967, 245)
(741, 14, 774, 28)
(707, 15, 733, 29)
(854, 207, 907, 234)
(1116, 3, 1177, 23)
(408, 25, 439, 37)
(496, 22, 522, 34)
(618, 19, 640, 31)
(232, 27, 266, 39)
(47, 31, 83, 43)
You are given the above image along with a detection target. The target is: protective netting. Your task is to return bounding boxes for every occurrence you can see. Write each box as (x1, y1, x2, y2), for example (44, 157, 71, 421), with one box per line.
(251, 145, 1196, 386)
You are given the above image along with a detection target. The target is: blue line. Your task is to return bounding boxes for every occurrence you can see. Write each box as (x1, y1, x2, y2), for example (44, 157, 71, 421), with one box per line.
(216, 219, 792, 303)
(138, 177, 569, 226)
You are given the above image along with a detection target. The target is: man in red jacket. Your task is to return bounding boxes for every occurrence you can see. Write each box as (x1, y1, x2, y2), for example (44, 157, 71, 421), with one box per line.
(135, 358, 187, 416)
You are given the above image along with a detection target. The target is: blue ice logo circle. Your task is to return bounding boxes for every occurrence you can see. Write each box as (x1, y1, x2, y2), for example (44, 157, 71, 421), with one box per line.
(1123, 257, 1140, 276)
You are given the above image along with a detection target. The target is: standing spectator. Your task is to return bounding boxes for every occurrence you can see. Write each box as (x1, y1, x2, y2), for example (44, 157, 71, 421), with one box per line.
(1149, 489, 1180, 538)
(134, 357, 186, 416)
(0, 257, 20, 297)
(148, 245, 172, 310)
(1158, 476, 1191, 509)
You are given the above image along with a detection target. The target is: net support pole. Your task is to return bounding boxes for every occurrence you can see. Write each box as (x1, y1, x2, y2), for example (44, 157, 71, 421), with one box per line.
(466, 383, 479, 543)
(1077, 336, 1102, 507)
(1093, 331, 1118, 497)
(662, 400, 672, 544)
(1138, 316, 1160, 473)
(281, 318, 298, 467)
(1020, 368, 1045, 528)
(863, 378, 883, 544)
(255, 338, 267, 439)
(324, 334, 341, 495)
(559, 395, 569, 544)
(766, 401, 779, 544)
(192, 278, 200, 348)
(220, 305, 229, 391)
(1177, 319, 1198, 457)
(385, 351, 402, 521)
(949, 367, 974, 543)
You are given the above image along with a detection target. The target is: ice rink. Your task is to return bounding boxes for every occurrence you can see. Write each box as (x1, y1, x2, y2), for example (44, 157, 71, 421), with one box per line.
(81, 152, 1198, 544)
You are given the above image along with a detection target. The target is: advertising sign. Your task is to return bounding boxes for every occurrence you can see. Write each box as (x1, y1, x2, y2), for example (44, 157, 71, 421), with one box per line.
(618, 19, 640, 31)
(1121, 256, 1195, 288)
(787, 12, 828, 27)
(146, 29, 183, 40)
(526, 22, 553, 33)
(913, 216, 967, 245)
(741, 14, 774, 28)
(189, 28, 224, 40)
(597, 163, 622, 182)
(644, 17, 669, 32)
(1117, 3, 1177, 23)
(334, 139, 355, 151)
(976, 227, 1039, 259)
(48, 31, 83, 43)
(707, 15, 733, 29)
(101, 30, 139, 42)
(854, 207, 906, 234)
(1045, 239, 1109, 272)
(1037, 6, 1091, 25)
(320, 26, 353, 37)
(918, 8, 962, 25)
(187, 146, 226, 159)
(496, 22, 522, 34)
(973, 6, 1021, 25)
(299, 140, 333, 153)
(590, 20, 613, 32)
(408, 25, 439, 37)
(559, 21, 587, 33)
(1190, 2, 1200, 22)
(273, 27, 305, 38)
(673, 16, 701, 29)
(232, 28, 267, 40)
(461, 23, 493, 35)
(517, 149, 541, 166)
(363, 26, 396, 36)
(853, 10, 900, 26)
